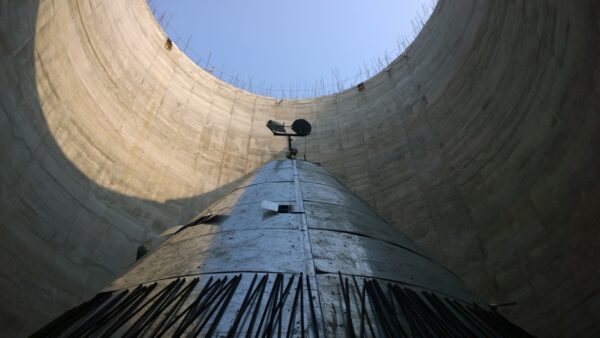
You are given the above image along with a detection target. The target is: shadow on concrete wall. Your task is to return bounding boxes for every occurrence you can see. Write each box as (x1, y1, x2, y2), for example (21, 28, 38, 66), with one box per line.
(0, 1, 283, 335)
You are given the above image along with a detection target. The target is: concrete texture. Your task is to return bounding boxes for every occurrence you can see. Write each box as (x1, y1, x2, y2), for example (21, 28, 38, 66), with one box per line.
(0, 0, 599, 336)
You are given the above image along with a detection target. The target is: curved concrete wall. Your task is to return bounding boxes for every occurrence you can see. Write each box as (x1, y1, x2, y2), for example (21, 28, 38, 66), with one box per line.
(0, 0, 598, 336)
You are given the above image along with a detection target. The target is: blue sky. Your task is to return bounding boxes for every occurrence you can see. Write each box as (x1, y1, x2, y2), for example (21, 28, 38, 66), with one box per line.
(147, 0, 436, 98)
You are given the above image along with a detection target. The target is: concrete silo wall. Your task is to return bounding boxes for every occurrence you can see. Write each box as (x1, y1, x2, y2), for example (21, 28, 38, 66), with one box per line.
(0, 0, 598, 336)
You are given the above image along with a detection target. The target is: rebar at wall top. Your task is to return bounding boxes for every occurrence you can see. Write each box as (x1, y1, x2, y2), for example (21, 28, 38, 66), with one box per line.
(146, 0, 438, 100)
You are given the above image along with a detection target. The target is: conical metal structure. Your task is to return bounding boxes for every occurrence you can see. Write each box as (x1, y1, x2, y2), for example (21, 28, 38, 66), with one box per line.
(33, 160, 532, 337)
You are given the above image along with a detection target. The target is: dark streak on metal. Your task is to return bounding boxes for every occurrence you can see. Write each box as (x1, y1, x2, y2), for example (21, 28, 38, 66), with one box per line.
(244, 274, 269, 338)
(150, 278, 199, 337)
(306, 274, 320, 338)
(338, 272, 356, 338)
(227, 273, 258, 337)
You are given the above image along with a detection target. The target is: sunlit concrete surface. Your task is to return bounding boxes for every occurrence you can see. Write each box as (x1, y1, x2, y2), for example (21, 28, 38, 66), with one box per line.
(0, 0, 599, 336)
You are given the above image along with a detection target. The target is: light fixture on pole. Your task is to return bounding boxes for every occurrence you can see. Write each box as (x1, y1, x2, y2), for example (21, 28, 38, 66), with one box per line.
(266, 119, 312, 159)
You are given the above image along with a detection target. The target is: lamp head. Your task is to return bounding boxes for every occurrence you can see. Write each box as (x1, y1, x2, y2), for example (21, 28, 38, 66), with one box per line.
(266, 120, 286, 134)
(291, 119, 312, 136)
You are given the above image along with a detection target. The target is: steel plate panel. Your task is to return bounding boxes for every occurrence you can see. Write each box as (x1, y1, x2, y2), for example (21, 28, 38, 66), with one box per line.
(300, 181, 375, 216)
(206, 182, 296, 211)
(309, 229, 473, 300)
(296, 160, 326, 173)
(237, 167, 294, 187)
(167, 204, 302, 245)
(303, 201, 427, 257)
(257, 159, 294, 171)
(110, 229, 304, 289)
(298, 168, 349, 192)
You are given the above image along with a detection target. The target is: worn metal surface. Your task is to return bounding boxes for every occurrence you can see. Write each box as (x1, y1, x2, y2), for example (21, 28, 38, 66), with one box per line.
(110, 229, 305, 289)
(205, 182, 296, 212)
(34, 160, 532, 337)
(301, 182, 378, 217)
(303, 202, 426, 256)
(309, 229, 476, 302)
